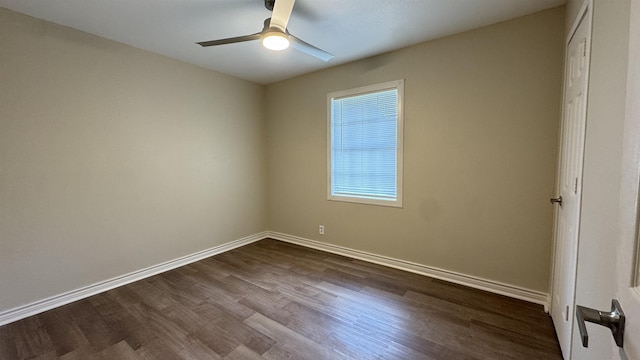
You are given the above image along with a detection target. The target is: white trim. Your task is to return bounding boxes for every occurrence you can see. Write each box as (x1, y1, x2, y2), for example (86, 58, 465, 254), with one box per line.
(567, 0, 592, 44)
(0, 232, 267, 326)
(268, 231, 550, 309)
(0, 230, 551, 326)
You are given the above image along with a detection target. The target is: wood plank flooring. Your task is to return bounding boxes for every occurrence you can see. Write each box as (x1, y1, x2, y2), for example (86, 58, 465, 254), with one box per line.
(0, 239, 563, 359)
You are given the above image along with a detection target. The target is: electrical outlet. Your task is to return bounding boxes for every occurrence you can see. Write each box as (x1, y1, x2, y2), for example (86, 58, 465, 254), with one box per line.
(319, 225, 325, 235)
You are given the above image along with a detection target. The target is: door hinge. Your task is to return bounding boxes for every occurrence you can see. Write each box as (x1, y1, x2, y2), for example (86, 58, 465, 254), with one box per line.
(574, 177, 578, 194)
(582, 38, 587, 57)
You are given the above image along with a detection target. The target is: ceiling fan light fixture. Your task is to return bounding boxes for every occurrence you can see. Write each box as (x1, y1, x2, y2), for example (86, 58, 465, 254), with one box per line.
(262, 31, 290, 51)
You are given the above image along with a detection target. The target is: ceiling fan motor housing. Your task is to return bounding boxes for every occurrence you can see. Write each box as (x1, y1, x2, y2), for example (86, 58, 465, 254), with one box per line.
(265, 0, 275, 11)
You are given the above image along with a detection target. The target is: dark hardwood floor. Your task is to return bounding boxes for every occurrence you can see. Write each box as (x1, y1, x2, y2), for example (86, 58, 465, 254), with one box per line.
(0, 239, 563, 359)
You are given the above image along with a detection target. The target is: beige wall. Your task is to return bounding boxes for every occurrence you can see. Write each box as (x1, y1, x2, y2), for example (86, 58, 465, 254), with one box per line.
(1, 5, 567, 313)
(0, 8, 267, 312)
(266, 8, 565, 293)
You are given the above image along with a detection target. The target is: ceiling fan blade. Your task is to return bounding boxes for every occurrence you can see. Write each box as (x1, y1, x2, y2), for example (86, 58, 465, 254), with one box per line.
(270, 0, 295, 32)
(197, 33, 262, 47)
(290, 35, 334, 62)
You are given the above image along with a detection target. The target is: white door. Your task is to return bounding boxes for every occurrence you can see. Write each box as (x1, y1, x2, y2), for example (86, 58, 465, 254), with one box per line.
(550, 6, 592, 359)
(617, 3, 640, 357)
(571, 0, 640, 358)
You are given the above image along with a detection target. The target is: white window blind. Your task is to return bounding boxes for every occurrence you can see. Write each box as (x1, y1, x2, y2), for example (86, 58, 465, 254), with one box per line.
(328, 80, 403, 207)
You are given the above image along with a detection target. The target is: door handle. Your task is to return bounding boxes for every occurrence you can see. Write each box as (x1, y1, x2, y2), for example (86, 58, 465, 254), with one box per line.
(576, 299, 625, 348)
(550, 196, 563, 205)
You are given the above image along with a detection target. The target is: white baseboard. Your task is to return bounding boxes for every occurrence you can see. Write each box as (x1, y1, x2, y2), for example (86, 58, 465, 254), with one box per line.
(0, 231, 268, 326)
(0, 230, 550, 327)
(268, 231, 550, 310)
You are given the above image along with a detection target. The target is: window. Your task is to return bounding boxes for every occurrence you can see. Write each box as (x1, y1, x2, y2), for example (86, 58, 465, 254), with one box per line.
(327, 80, 404, 207)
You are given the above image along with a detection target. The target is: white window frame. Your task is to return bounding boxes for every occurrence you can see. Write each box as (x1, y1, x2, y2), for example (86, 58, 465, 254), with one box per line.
(327, 79, 404, 208)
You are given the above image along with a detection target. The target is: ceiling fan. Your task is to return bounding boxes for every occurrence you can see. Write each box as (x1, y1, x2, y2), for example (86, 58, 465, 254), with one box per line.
(197, 0, 333, 62)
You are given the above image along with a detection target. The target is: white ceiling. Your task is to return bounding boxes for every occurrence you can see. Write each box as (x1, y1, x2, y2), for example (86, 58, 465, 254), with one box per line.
(0, 0, 566, 84)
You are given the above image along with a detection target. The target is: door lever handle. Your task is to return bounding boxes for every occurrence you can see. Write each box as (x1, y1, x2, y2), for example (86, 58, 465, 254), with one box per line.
(550, 196, 563, 205)
(576, 299, 625, 348)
